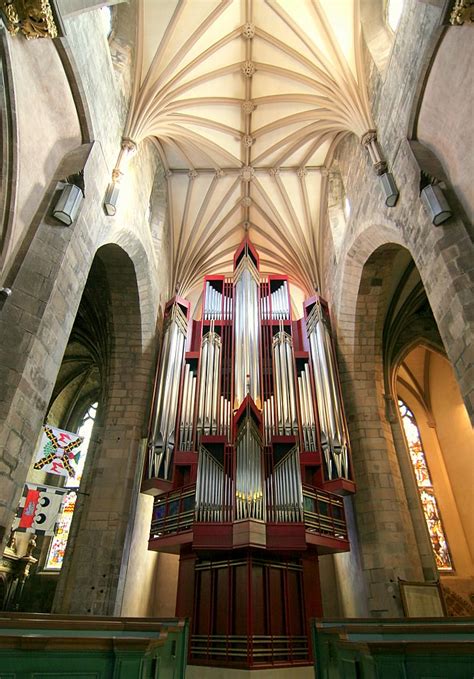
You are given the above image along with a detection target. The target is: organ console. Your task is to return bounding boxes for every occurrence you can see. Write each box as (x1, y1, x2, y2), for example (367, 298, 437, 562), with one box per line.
(144, 239, 355, 669)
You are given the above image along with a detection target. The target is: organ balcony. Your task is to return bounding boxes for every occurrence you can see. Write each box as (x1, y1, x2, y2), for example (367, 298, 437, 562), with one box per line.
(148, 482, 349, 555)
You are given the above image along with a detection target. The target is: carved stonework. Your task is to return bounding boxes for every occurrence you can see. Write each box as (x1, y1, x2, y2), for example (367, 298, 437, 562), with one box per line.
(1, 0, 59, 39)
(242, 134, 254, 148)
(450, 0, 474, 25)
(361, 128, 387, 176)
(241, 196, 252, 207)
(188, 169, 198, 180)
(241, 61, 256, 78)
(242, 100, 256, 114)
(241, 22, 255, 39)
(240, 166, 255, 182)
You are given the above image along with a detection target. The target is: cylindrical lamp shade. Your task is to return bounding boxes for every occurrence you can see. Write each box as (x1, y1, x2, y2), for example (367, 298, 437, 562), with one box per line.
(53, 183, 83, 226)
(104, 182, 120, 216)
(421, 183, 452, 226)
(380, 172, 399, 207)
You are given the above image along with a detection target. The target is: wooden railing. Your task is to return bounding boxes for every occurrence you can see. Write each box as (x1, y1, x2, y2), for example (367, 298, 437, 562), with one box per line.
(150, 484, 195, 539)
(150, 482, 348, 544)
(302, 484, 347, 540)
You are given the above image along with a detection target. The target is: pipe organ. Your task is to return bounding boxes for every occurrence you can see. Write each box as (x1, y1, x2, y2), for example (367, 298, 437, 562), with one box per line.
(145, 240, 355, 669)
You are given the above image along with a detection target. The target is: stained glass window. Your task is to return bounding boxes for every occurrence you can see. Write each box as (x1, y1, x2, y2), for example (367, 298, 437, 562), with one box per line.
(398, 400, 453, 572)
(44, 403, 98, 570)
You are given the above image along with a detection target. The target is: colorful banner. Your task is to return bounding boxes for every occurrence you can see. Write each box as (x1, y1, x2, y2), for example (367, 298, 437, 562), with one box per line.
(12, 483, 68, 536)
(33, 425, 85, 480)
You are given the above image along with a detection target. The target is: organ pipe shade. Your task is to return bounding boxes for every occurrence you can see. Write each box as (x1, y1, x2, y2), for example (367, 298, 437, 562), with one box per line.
(306, 300, 350, 480)
(148, 303, 188, 479)
(233, 255, 261, 409)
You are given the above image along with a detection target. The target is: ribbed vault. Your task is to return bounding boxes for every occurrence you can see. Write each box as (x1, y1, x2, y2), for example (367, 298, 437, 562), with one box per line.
(120, 0, 374, 302)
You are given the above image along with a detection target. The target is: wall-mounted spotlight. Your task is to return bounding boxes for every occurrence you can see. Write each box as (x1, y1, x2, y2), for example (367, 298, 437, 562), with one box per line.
(379, 172, 399, 207)
(53, 171, 85, 226)
(104, 181, 120, 216)
(420, 183, 452, 226)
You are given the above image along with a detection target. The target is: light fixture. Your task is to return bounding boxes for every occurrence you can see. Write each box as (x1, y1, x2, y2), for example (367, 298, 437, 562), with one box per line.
(104, 181, 120, 216)
(420, 183, 452, 226)
(380, 172, 399, 207)
(53, 182, 84, 226)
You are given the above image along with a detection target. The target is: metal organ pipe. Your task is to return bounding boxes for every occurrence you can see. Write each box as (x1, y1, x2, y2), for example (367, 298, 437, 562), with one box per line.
(307, 301, 349, 479)
(148, 304, 187, 479)
(272, 331, 298, 436)
(197, 327, 221, 438)
(234, 255, 261, 409)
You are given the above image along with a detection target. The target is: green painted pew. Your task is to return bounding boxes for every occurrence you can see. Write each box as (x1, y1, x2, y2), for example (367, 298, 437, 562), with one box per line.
(0, 613, 188, 679)
(312, 618, 474, 679)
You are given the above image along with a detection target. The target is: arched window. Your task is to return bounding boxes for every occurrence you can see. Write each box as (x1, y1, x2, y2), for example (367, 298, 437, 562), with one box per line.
(398, 399, 453, 572)
(386, 0, 404, 33)
(44, 403, 98, 570)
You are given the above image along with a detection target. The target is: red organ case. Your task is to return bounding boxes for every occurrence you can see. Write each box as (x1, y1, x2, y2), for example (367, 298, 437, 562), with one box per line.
(143, 239, 355, 669)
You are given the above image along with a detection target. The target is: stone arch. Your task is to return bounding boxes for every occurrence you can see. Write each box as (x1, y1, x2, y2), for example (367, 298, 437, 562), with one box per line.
(331, 228, 430, 616)
(394, 343, 474, 607)
(52, 241, 160, 615)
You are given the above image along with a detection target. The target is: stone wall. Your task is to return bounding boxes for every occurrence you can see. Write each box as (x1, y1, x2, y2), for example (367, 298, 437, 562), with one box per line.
(0, 5, 171, 616)
(321, 0, 473, 616)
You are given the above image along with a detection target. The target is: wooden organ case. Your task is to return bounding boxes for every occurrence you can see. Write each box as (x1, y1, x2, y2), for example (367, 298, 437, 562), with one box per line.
(143, 240, 355, 670)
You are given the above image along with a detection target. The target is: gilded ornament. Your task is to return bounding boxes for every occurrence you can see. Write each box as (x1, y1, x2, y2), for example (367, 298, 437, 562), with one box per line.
(450, 0, 473, 25)
(1, 0, 59, 39)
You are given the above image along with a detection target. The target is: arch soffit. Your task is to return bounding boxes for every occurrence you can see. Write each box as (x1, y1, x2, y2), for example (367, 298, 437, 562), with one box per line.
(96, 231, 160, 344)
(334, 220, 406, 331)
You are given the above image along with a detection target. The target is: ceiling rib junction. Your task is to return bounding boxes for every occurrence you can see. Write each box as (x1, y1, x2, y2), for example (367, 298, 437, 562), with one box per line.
(119, 0, 374, 304)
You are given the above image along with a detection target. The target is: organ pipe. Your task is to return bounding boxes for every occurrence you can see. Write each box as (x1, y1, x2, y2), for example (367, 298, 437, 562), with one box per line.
(148, 303, 188, 479)
(307, 300, 350, 479)
(146, 242, 352, 531)
(234, 252, 261, 409)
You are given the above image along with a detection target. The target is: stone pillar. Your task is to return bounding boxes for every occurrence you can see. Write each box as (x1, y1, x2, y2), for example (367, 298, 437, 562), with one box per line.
(53, 245, 157, 614)
(337, 248, 424, 616)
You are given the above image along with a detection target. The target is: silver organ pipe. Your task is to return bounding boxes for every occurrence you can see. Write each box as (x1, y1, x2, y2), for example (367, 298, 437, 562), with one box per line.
(272, 330, 298, 436)
(179, 363, 197, 451)
(297, 365, 318, 451)
(148, 303, 188, 479)
(197, 326, 221, 437)
(269, 283, 290, 321)
(268, 447, 303, 523)
(234, 255, 261, 409)
(195, 446, 226, 522)
(204, 283, 224, 321)
(235, 416, 264, 521)
(307, 301, 349, 479)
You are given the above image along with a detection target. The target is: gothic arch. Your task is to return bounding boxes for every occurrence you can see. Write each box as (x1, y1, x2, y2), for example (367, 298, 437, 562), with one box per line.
(52, 241, 160, 615)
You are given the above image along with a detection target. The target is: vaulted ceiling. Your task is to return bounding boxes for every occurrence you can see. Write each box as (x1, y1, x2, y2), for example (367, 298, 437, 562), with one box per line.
(122, 0, 374, 302)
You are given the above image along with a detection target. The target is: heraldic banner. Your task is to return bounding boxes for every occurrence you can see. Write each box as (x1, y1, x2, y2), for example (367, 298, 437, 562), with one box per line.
(33, 425, 85, 481)
(12, 483, 68, 536)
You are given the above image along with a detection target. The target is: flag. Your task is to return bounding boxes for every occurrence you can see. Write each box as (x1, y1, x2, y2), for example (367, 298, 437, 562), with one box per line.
(12, 483, 68, 536)
(33, 425, 85, 479)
